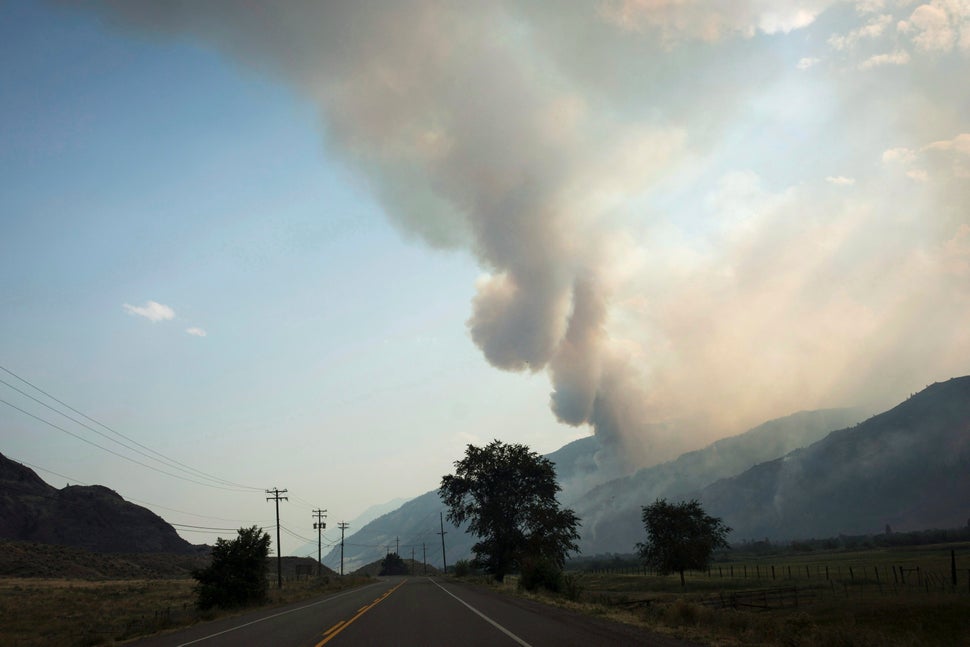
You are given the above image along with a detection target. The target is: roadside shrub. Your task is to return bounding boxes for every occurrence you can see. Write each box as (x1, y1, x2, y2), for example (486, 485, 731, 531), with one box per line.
(519, 557, 563, 592)
(192, 526, 270, 610)
(562, 572, 585, 601)
(453, 559, 473, 577)
(663, 598, 702, 626)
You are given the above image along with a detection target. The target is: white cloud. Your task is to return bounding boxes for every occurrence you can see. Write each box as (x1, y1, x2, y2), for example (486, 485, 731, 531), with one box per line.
(855, 0, 886, 13)
(859, 49, 911, 69)
(598, 0, 833, 43)
(924, 133, 970, 155)
(185, 327, 207, 337)
(882, 147, 917, 164)
(759, 8, 821, 34)
(899, 1, 970, 52)
(882, 134, 970, 182)
(123, 301, 175, 322)
(829, 13, 892, 50)
(826, 175, 856, 185)
(797, 56, 821, 69)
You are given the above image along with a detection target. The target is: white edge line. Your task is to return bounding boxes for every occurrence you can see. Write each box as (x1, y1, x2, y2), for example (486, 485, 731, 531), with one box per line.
(429, 578, 533, 647)
(176, 581, 383, 646)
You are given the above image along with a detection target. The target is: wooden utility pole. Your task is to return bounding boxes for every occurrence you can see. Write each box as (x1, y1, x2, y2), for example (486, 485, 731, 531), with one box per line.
(396, 536, 399, 556)
(423, 543, 427, 575)
(313, 509, 327, 577)
(411, 546, 415, 574)
(266, 488, 288, 589)
(438, 512, 448, 573)
(338, 522, 350, 576)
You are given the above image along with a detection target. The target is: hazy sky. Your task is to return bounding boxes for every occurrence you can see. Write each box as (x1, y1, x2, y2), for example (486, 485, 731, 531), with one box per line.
(2, 0, 968, 555)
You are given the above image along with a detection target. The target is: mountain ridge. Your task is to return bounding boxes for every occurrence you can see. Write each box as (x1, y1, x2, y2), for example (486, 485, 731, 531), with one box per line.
(698, 376, 970, 541)
(0, 453, 197, 555)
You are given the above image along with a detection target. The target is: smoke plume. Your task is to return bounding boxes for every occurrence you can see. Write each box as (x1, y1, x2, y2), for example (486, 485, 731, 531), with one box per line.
(79, 1, 970, 468)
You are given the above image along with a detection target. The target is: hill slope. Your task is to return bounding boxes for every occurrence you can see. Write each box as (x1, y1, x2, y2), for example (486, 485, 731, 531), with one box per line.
(322, 436, 605, 573)
(574, 408, 866, 553)
(0, 453, 196, 554)
(326, 408, 863, 568)
(700, 377, 970, 541)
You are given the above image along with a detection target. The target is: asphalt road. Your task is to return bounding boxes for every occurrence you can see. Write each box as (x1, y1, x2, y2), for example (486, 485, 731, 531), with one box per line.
(128, 577, 692, 646)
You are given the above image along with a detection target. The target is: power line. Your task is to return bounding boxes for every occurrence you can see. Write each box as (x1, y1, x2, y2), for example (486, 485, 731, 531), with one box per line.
(280, 524, 314, 543)
(338, 522, 350, 576)
(288, 494, 319, 509)
(0, 365, 262, 491)
(0, 376, 255, 491)
(266, 488, 288, 589)
(13, 457, 89, 486)
(171, 523, 240, 532)
(0, 397, 257, 492)
(313, 509, 327, 577)
(438, 511, 448, 573)
(12, 455, 273, 526)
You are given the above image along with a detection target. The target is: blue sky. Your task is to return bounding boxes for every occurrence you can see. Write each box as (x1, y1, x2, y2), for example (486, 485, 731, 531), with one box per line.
(2, 1, 968, 555)
(1, 2, 580, 552)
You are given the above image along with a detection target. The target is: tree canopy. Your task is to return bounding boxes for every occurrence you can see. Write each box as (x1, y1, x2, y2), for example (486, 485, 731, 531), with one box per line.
(439, 439, 580, 585)
(379, 552, 408, 576)
(193, 526, 271, 609)
(637, 498, 731, 586)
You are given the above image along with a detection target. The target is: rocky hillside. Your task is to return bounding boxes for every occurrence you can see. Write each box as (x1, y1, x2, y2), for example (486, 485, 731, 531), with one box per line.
(700, 377, 970, 541)
(574, 408, 866, 554)
(325, 408, 865, 567)
(0, 453, 196, 554)
(0, 539, 207, 578)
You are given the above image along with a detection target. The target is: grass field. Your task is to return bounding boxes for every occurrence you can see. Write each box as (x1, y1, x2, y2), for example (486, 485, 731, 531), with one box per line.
(5, 542, 968, 646)
(549, 542, 970, 646)
(0, 576, 371, 647)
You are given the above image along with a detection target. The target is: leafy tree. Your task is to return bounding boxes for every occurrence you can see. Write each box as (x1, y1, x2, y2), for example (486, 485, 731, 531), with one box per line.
(439, 439, 580, 585)
(637, 498, 730, 586)
(193, 526, 271, 609)
(453, 559, 473, 577)
(379, 552, 408, 576)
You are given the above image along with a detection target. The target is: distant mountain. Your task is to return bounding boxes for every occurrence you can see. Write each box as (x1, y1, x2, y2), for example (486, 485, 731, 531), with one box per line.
(321, 436, 607, 573)
(324, 408, 865, 568)
(350, 497, 413, 530)
(0, 453, 196, 554)
(292, 496, 412, 558)
(574, 408, 866, 554)
(700, 377, 970, 541)
(322, 378, 969, 568)
(322, 491, 460, 573)
(350, 555, 441, 577)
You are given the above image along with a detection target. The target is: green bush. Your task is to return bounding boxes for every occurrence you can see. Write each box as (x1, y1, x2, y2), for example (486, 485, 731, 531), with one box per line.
(519, 557, 563, 592)
(453, 559, 473, 577)
(192, 526, 270, 610)
(561, 572, 585, 601)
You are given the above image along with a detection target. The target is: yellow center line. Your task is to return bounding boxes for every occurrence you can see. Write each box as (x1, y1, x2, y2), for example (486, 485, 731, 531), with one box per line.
(322, 620, 345, 636)
(314, 579, 408, 647)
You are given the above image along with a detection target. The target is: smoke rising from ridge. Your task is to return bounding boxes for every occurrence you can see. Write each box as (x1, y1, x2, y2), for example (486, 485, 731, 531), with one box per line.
(81, 1, 970, 468)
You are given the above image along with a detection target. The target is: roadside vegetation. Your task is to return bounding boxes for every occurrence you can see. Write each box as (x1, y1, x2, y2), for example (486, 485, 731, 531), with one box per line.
(439, 439, 580, 591)
(450, 539, 970, 646)
(0, 571, 370, 647)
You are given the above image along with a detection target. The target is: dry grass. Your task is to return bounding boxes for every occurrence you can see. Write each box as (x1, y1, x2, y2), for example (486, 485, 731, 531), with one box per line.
(516, 577, 970, 646)
(0, 575, 372, 647)
(485, 543, 970, 646)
